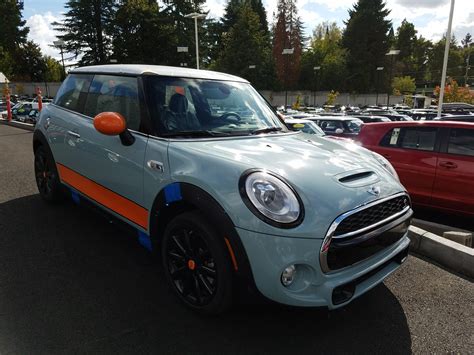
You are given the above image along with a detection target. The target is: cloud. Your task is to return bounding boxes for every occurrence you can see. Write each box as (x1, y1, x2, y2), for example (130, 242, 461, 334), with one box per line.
(395, 0, 447, 9)
(26, 12, 62, 58)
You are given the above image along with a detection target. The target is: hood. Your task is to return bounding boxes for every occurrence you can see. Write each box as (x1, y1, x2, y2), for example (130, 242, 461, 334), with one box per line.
(168, 132, 406, 238)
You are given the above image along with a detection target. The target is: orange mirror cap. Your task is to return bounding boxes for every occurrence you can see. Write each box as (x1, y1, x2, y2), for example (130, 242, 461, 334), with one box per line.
(93, 112, 126, 136)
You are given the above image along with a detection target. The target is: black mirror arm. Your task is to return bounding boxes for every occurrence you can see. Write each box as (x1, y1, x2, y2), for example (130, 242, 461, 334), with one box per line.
(119, 129, 135, 146)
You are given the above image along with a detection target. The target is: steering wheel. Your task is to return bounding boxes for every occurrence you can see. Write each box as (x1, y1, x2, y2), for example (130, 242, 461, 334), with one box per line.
(220, 112, 241, 121)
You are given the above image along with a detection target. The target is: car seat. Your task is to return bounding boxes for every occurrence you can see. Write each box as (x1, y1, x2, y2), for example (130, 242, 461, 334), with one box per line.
(164, 93, 200, 131)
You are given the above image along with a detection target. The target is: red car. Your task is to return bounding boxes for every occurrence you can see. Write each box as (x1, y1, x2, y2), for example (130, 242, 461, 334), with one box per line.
(357, 121, 474, 216)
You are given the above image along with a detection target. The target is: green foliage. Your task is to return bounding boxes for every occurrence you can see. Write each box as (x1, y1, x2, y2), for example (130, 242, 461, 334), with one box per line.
(342, 0, 392, 93)
(44, 56, 64, 82)
(54, 0, 117, 65)
(111, 0, 175, 65)
(214, 4, 275, 89)
(392, 76, 416, 94)
(0, 0, 29, 52)
(427, 36, 464, 84)
(300, 22, 347, 91)
(12, 41, 47, 81)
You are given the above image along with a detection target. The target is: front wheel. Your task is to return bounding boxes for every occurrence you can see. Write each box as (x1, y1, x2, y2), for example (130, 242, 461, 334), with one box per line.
(34, 145, 63, 202)
(161, 211, 233, 315)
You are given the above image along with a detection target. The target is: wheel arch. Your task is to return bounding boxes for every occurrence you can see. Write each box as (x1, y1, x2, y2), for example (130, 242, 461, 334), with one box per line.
(33, 129, 49, 153)
(149, 182, 256, 290)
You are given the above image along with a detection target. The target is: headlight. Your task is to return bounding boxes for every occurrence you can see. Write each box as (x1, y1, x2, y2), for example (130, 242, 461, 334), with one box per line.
(371, 152, 399, 181)
(239, 170, 304, 228)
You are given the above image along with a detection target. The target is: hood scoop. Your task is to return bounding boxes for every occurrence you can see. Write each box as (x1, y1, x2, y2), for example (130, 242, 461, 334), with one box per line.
(335, 169, 379, 187)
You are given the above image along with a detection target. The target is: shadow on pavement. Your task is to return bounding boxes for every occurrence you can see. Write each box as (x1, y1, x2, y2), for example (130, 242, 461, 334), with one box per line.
(0, 194, 412, 354)
(413, 206, 474, 232)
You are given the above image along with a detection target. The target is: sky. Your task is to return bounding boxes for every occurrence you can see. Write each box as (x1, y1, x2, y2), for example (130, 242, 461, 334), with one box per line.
(23, 0, 474, 61)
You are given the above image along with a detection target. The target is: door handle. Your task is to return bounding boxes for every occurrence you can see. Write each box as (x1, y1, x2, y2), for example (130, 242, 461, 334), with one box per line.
(439, 161, 457, 169)
(67, 130, 81, 139)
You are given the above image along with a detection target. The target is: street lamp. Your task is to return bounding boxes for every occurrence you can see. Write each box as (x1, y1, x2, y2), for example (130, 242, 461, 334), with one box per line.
(385, 49, 400, 108)
(184, 12, 207, 70)
(282, 48, 294, 108)
(53, 39, 66, 79)
(376, 66, 384, 106)
(313, 66, 321, 107)
(438, 0, 455, 117)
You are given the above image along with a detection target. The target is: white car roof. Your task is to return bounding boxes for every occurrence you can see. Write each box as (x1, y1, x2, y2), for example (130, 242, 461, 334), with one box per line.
(284, 118, 314, 124)
(72, 64, 249, 83)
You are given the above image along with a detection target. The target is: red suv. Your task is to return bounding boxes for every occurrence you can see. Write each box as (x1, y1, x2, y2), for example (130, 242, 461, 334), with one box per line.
(357, 121, 474, 216)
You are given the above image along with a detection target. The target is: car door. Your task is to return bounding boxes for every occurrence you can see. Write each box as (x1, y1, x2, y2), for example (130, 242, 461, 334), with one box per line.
(376, 126, 439, 206)
(44, 73, 93, 168)
(431, 127, 474, 215)
(58, 74, 151, 231)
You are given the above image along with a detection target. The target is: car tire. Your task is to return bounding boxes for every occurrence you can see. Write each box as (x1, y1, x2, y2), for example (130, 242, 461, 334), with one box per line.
(161, 211, 233, 315)
(34, 145, 63, 203)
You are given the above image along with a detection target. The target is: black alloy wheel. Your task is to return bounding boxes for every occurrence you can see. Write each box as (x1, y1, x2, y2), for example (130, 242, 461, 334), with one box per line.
(162, 212, 233, 314)
(34, 145, 63, 202)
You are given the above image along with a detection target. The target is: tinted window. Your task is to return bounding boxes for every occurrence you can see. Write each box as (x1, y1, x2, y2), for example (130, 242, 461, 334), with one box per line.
(319, 120, 343, 132)
(448, 128, 474, 157)
(83, 75, 141, 131)
(55, 74, 92, 113)
(381, 127, 437, 151)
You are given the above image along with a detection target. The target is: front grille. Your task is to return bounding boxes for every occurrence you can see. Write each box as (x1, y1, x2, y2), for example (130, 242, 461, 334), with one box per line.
(334, 195, 410, 237)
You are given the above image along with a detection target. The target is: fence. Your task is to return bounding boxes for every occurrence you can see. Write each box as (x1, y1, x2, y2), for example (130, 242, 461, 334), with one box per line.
(259, 90, 404, 107)
(1, 82, 62, 98)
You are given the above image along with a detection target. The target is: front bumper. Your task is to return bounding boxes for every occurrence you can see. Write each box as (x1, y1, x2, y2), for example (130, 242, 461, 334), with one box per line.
(237, 226, 410, 309)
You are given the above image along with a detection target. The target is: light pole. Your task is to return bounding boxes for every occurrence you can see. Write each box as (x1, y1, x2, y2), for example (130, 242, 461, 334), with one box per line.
(313, 66, 321, 107)
(385, 49, 400, 108)
(438, 0, 455, 117)
(53, 40, 66, 80)
(184, 12, 207, 70)
(282, 48, 294, 108)
(464, 43, 472, 86)
(376, 66, 384, 106)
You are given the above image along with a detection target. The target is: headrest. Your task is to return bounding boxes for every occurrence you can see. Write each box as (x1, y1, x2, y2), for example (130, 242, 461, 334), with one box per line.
(169, 93, 188, 113)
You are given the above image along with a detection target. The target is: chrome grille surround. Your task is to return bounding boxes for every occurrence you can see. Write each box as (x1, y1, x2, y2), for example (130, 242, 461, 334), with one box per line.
(320, 192, 412, 273)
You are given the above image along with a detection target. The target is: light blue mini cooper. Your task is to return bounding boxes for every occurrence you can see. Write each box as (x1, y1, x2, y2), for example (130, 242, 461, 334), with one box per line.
(33, 65, 412, 314)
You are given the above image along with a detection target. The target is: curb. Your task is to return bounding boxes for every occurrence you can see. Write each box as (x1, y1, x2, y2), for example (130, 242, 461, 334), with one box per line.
(0, 119, 35, 132)
(408, 225, 474, 279)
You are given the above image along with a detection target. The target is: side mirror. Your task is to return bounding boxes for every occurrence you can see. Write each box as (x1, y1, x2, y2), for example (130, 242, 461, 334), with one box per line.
(335, 128, 344, 134)
(93, 112, 135, 146)
(93, 112, 126, 135)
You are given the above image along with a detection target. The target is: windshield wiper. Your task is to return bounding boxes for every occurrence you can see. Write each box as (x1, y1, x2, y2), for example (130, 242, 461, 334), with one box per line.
(161, 130, 230, 138)
(250, 127, 283, 135)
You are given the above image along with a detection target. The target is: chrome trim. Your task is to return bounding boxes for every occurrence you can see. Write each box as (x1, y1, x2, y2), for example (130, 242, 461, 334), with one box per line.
(332, 204, 410, 239)
(319, 192, 412, 274)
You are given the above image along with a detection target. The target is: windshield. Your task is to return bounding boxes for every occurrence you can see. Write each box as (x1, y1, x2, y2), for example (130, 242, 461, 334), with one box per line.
(286, 121, 325, 135)
(145, 76, 286, 137)
(344, 119, 363, 133)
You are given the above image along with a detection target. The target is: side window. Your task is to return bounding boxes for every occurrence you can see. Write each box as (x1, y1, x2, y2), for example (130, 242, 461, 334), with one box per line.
(381, 127, 437, 151)
(400, 127, 437, 151)
(448, 128, 474, 157)
(84, 75, 141, 131)
(55, 74, 92, 113)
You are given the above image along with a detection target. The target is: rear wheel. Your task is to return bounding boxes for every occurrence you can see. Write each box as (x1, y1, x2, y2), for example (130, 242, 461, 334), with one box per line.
(161, 211, 233, 314)
(34, 145, 63, 202)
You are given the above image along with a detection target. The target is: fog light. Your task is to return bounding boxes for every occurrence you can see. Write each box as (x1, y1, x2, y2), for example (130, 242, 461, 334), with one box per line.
(281, 265, 296, 287)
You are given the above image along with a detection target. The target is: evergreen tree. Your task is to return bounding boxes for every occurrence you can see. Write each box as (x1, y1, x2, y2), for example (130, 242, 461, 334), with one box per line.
(222, 0, 268, 34)
(272, 0, 304, 89)
(111, 0, 175, 65)
(427, 36, 464, 85)
(342, 0, 392, 93)
(12, 41, 47, 81)
(161, 0, 206, 68)
(215, 4, 274, 89)
(0, 0, 29, 52)
(54, 0, 117, 65)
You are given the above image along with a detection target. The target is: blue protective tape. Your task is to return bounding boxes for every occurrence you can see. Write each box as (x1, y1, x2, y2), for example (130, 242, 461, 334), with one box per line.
(164, 183, 182, 204)
(138, 231, 153, 252)
(70, 190, 80, 204)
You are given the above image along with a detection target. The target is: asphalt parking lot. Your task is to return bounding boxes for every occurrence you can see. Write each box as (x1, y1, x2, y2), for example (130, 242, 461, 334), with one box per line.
(0, 123, 473, 354)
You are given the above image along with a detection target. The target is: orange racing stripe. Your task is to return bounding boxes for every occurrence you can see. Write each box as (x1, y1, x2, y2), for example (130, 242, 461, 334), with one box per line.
(56, 163, 148, 230)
